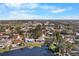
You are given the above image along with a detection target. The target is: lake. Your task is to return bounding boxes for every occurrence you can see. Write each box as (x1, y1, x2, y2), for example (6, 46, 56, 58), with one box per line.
(0, 46, 54, 56)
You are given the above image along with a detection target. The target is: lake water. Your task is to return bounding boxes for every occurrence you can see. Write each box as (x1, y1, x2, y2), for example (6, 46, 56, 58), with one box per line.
(0, 46, 54, 56)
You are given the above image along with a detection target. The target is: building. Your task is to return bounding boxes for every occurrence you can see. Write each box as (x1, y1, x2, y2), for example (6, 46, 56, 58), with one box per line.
(24, 38, 34, 42)
(35, 37, 45, 43)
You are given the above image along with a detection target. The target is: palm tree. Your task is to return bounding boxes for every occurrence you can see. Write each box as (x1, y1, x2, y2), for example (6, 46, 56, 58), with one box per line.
(55, 32, 64, 55)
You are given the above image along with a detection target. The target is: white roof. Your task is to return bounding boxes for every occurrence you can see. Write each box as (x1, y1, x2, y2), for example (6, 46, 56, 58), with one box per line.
(25, 38, 34, 41)
(76, 33, 79, 35)
(36, 38, 45, 40)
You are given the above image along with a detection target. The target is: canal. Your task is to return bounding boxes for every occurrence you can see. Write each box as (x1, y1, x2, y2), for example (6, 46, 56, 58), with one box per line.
(0, 46, 54, 56)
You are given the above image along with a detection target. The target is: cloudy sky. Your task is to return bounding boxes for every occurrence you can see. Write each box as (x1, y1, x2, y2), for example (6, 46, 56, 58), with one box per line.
(0, 3, 79, 20)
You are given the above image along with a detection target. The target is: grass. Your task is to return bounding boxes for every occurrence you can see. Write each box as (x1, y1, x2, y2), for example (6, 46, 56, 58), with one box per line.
(25, 42, 43, 47)
(0, 47, 9, 53)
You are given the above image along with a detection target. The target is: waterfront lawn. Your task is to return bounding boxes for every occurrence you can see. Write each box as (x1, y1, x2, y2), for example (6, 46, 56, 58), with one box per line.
(0, 48, 9, 53)
(25, 42, 43, 47)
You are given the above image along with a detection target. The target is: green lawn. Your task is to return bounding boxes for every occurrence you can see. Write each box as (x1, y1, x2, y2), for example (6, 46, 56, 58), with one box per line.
(0, 48, 9, 53)
(24, 42, 43, 47)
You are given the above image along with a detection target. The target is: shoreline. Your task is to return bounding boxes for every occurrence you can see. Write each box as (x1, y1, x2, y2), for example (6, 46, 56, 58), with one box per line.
(0, 46, 26, 53)
(0, 42, 43, 53)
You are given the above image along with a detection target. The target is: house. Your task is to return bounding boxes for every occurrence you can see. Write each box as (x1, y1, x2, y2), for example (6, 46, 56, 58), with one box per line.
(0, 32, 3, 36)
(0, 43, 5, 48)
(66, 38, 75, 43)
(61, 35, 65, 39)
(14, 39, 23, 44)
(5, 28, 11, 33)
(76, 32, 79, 36)
(42, 34, 45, 37)
(47, 32, 54, 36)
(64, 35, 75, 43)
(0, 44, 5, 48)
(35, 37, 45, 43)
(6, 40, 12, 47)
(1, 35, 10, 39)
(15, 34, 23, 40)
(0, 39, 6, 48)
(24, 38, 34, 42)
(74, 36, 79, 42)
(12, 44, 18, 48)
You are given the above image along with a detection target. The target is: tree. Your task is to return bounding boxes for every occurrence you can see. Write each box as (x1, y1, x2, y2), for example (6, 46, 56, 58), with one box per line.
(48, 31, 76, 56)
(31, 25, 42, 39)
(15, 26, 21, 32)
(55, 32, 63, 55)
(0, 25, 5, 32)
(55, 32, 75, 55)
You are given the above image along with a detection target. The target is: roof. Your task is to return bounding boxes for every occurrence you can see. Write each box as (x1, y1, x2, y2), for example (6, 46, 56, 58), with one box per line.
(14, 40, 22, 43)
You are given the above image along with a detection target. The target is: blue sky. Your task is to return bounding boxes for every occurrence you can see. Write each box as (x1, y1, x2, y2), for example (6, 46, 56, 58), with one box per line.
(0, 3, 79, 20)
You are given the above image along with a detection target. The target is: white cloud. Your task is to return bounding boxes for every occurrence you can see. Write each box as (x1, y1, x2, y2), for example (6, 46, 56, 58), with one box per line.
(51, 6, 73, 13)
(40, 5, 57, 10)
(3, 15, 54, 20)
(2, 10, 53, 20)
(1, 11, 79, 20)
(4, 3, 22, 8)
(4, 3, 73, 13)
(4, 3, 39, 9)
(62, 15, 79, 19)
(52, 8, 66, 13)
(26, 3, 39, 9)
(0, 3, 75, 20)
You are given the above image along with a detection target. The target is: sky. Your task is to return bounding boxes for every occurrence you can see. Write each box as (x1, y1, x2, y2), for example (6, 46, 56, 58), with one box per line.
(0, 3, 79, 20)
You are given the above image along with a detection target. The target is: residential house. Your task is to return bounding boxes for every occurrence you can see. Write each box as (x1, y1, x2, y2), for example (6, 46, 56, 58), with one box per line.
(24, 38, 34, 42)
(5, 28, 11, 34)
(64, 35, 75, 43)
(12, 44, 17, 48)
(0, 38, 6, 48)
(0, 43, 5, 48)
(15, 34, 23, 40)
(6, 40, 12, 47)
(76, 32, 79, 36)
(35, 37, 45, 43)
